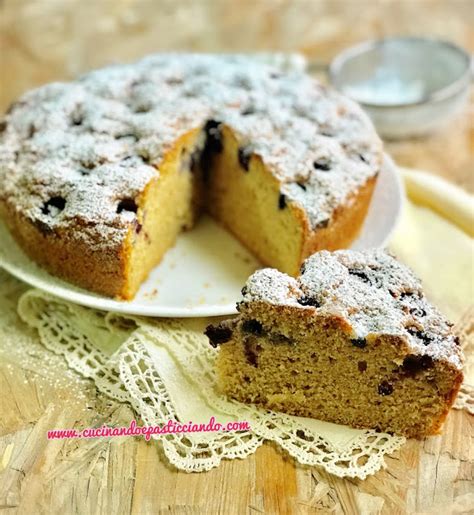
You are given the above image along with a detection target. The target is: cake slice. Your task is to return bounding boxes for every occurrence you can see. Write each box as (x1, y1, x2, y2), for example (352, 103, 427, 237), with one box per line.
(205, 249, 463, 438)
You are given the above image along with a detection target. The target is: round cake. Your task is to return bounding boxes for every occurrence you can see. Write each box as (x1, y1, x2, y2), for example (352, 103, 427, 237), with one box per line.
(0, 54, 383, 299)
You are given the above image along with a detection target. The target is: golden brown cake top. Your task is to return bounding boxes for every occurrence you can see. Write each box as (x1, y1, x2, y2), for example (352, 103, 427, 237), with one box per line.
(241, 249, 463, 369)
(0, 54, 382, 248)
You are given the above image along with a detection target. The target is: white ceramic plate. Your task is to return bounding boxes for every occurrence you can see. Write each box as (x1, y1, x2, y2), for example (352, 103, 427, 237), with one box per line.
(0, 155, 403, 317)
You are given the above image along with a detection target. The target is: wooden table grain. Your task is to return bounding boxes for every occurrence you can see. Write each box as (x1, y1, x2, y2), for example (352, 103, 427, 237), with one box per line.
(0, 1, 473, 513)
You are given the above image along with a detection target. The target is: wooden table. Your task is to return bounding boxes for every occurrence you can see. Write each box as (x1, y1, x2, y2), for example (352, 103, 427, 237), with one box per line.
(0, 1, 473, 513)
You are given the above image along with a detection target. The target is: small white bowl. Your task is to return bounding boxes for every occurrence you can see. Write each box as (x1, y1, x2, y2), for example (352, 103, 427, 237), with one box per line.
(329, 37, 472, 139)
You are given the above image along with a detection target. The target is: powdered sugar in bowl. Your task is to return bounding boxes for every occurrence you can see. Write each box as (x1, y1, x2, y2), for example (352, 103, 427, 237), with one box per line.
(329, 37, 471, 139)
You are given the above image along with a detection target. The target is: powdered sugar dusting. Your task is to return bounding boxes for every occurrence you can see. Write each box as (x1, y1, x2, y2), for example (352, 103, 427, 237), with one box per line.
(0, 54, 381, 250)
(241, 249, 462, 368)
(243, 268, 302, 306)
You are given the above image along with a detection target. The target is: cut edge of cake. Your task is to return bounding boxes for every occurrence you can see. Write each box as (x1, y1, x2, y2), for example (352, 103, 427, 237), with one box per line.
(0, 119, 378, 299)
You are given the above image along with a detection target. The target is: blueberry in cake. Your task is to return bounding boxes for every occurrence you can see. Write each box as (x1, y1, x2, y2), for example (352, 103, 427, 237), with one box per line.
(0, 54, 381, 299)
(206, 249, 463, 438)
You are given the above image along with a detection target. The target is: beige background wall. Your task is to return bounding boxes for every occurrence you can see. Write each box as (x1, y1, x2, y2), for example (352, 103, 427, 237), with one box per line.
(1, 0, 473, 108)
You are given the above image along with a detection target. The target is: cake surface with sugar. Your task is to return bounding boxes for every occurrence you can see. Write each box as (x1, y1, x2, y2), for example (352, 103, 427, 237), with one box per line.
(207, 249, 463, 438)
(0, 54, 382, 298)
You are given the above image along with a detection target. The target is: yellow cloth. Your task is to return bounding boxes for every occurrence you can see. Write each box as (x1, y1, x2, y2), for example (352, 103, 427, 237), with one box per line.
(389, 169, 473, 323)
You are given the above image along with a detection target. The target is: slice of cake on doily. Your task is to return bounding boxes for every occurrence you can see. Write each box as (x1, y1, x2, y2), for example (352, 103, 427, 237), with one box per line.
(206, 249, 463, 438)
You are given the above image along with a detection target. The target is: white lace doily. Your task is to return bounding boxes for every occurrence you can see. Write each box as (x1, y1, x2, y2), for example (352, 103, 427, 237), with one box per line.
(14, 288, 412, 479)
